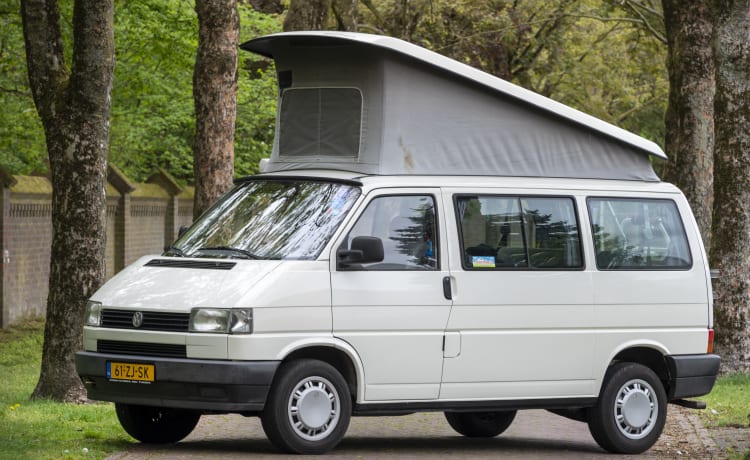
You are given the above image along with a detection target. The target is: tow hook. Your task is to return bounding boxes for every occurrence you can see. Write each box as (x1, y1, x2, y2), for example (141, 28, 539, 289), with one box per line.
(671, 399, 707, 410)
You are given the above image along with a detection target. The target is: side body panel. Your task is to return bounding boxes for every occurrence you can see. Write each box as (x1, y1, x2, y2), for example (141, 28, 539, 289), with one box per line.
(439, 187, 596, 400)
(584, 191, 712, 388)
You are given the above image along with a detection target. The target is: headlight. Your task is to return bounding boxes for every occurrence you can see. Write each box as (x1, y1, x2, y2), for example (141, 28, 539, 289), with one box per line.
(189, 308, 253, 334)
(84, 301, 102, 327)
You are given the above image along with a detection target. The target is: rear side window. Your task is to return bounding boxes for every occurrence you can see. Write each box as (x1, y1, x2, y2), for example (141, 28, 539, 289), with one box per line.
(587, 198, 692, 270)
(456, 195, 582, 270)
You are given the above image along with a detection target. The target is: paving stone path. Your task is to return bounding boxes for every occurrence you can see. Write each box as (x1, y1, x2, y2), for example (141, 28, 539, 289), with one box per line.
(107, 406, 733, 459)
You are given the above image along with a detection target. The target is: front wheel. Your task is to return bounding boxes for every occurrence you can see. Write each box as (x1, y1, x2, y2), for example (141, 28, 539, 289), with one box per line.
(115, 403, 200, 443)
(444, 410, 517, 437)
(587, 362, 667, 454)
(261, 359, 352, 454)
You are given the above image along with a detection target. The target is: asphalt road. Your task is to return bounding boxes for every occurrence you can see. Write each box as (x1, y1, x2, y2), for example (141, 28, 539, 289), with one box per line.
(105, 408, 716, 459)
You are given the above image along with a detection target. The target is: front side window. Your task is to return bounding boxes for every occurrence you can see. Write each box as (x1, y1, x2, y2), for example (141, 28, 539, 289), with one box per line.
(343, 195, 438, 270)
(456, 195, 582, 270)
(588, 197, 692, 269)
(279, 87, 362, 158)
(171, 180, 360, 260)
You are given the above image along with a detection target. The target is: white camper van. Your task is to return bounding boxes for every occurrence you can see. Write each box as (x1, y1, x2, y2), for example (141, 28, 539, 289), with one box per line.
(76, 32, 719, 455)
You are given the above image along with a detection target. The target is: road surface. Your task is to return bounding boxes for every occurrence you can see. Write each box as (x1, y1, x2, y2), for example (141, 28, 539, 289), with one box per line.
(106, 407, 716, 459)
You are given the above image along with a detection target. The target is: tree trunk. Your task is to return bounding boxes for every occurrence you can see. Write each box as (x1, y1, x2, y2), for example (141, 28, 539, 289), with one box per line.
(283, 0, 331, 31)
(709, 0, 750, 372)
(193, 0, 239, 218)
(250, 0, 283, 14)
(661, 0, 714, 252)
(21, 0, 114, 402)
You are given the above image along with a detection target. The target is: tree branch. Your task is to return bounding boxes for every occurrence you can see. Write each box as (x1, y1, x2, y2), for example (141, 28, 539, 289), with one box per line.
(0, 85, 31, 96)
(620, 0, 666, 43)
(565, 12, 666, 43)
(20, 0, 68, 120)
(359, 0, 382, 25)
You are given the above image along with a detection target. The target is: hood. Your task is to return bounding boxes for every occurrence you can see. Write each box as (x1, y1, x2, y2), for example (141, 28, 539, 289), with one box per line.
(92, 255, 282, 311)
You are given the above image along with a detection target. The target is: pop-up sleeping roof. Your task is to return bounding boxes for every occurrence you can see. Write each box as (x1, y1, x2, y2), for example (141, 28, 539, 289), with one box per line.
(241, 31, 666, 181)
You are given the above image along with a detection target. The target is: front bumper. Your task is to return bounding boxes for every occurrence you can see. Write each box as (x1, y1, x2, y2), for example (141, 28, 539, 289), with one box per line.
(75, 351, 279, 412)
(666, 354, 720, 400)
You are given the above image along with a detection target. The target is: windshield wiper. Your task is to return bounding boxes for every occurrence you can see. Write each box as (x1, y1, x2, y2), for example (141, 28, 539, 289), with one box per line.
(163, 246, 186, 257)
(195, 246, 265, 260)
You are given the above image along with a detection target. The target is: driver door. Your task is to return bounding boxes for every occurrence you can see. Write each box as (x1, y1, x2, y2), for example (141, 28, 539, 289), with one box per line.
(331, 190, 452, 401)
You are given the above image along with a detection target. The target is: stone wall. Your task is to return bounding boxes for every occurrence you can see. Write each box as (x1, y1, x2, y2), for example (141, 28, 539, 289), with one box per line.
(0, 165, 194, 327)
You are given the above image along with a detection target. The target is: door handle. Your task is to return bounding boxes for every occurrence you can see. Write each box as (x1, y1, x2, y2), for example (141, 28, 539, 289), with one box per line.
(442, 276, 452, 300)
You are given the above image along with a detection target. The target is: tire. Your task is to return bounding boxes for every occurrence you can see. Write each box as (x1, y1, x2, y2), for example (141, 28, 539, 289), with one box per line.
(261, 359, 352, 454)
(444, 410, 517, 437)
(587, 362, 667, 454)
(115, 403, 200, 443)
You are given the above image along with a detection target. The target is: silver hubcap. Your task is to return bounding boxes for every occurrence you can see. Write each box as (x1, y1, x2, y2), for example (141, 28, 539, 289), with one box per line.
(287, 376, 340, 441)
(614, 378, 658, 439)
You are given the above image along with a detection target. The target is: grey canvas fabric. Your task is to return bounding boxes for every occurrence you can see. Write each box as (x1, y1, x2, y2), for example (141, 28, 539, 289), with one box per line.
(242, 32, 664, 181)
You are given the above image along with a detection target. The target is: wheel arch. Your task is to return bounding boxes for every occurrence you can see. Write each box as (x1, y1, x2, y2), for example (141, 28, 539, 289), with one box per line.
(598, 342, 670, 395)
(277, 340, 364, 403)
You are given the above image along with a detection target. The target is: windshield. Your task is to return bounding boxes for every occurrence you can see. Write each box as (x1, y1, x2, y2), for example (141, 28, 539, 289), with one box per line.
(170, 179, 361, 260)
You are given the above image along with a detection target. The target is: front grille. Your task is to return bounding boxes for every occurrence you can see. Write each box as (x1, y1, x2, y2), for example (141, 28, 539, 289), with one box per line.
(97, 340, 187, 358)
(101, 309, 189, 332)
(145, 259, 236, 270)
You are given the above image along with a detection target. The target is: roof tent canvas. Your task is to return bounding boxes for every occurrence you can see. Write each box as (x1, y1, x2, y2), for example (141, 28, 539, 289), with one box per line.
(241, 31, 665, 181)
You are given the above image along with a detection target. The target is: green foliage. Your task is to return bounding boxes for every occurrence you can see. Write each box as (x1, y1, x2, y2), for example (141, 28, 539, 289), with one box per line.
(236, 7, 282, 177)
(0, 319, 131, 460)
(109, 1, 281, 182)
(554, 1, 667, 146)
(2, 0, 666, 180)
(1, 0, 281, 182)
(108, 0, 199, 181)
(0, 1, 46, 174)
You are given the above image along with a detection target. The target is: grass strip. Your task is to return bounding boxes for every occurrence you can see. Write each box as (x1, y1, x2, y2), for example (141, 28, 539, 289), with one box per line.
(703, 373, 750, 429)
(0, 318, 131, 460)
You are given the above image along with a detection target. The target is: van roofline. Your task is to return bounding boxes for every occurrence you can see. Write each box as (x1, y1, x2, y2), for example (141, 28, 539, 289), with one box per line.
(241, 31, 666, 161)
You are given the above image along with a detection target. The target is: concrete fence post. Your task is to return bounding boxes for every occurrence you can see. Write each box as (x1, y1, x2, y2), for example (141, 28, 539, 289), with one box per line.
(108, 165, 136, 273)
(0, 166, 17, 328)
(146, 167, 185, 247)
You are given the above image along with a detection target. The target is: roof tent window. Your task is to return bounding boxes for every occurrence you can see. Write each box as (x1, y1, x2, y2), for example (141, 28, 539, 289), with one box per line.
(279, 87, 363, 158)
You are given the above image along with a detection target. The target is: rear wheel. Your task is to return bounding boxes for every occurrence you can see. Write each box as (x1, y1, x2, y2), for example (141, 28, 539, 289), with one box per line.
(261, 359, 351, 454)
(444, 410, 517, 437)
(587, 362, 667, 454)
(115, 404, 200, 443)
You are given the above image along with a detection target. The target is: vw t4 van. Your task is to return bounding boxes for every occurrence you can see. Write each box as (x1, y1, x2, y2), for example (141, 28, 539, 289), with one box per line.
(76, 31, 719, 455)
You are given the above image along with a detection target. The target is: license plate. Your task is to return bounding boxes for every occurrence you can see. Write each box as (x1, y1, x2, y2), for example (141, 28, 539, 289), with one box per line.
(106, 361, 155, 383)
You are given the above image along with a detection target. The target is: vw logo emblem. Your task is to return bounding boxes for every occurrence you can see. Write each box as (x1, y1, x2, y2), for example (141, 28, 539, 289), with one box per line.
(132, 311, 144, 328)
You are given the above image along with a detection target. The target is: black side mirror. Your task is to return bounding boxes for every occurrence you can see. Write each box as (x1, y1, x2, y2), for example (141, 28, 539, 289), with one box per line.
(337, 236, 384, 268)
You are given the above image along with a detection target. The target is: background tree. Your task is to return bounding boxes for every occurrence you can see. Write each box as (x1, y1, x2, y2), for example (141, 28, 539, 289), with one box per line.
(193, 0, 240, 217)
(284, 0, 331, 30)
(20, 0, 114, 401)
(661, 0, 714, 251)
(250, 0, 283, 14)
(709, 0, 750, 372)
(284, 0, 358, 31)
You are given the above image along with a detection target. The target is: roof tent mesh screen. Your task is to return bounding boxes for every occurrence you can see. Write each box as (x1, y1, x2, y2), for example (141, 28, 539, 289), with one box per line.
(279, 87, 363, 158)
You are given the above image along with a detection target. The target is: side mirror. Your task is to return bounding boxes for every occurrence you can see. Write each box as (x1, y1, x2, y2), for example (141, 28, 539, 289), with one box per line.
(337, 236, 384, 268)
